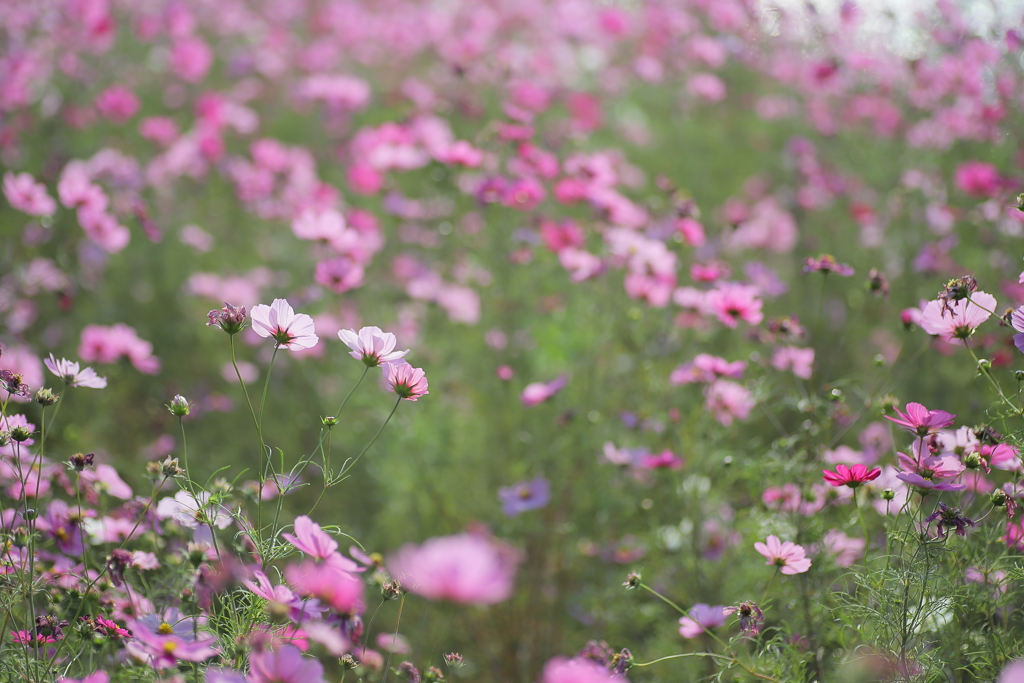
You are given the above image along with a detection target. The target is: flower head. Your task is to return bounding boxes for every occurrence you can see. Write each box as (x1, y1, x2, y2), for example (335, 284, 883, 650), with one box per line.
(498, 477, 551, 517)
(387, 362, 428, 401)
(919, 291, 995, 344)
(754, 535, 811, 574)
(250, 299, 319, 350)
(885, 402, 955, 437)
(679, 604, 728, 638)
(822, 464, 881, 488)
(802, 254, 854, 276)
(521, 375, 567, 407)
(387, 533, 521, 604)
(338, 327, 408, 367)
(723, 601, 764, 635)
(249, 645, 328, 683)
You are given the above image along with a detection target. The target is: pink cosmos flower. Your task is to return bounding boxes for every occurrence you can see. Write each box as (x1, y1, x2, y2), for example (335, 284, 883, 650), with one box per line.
(284, 560, 365, 614)
(679, 603, 728, 638)
(704, 283, 763, 327)
(754, 535, 812, 574)
(3, 172, 56, 216)
(771, 346, 815, 380)
(250, 299, 319, 350)
(670, 354, 746, 385)
(386, 362, 429, 401)
(521, 375, 568, 407)
(541, 657, 625, 683)
(919, 291, 996, 344)
(885, 402, 955, 436)
(387, 532, 521, 604)
(997, 660, 1024, 683)
(249, 645, 328, 683)
(896, 452, 966, 491)
(95, 86, 140, 124)
(58, 672, 109, 683)
(820, 529, 865, 568)
(822, 464, 882, 488)
(338, 327, 409, 367)
(703, 380, 754, 426)
(954, 161, 1002, 197)
(282, 516, 338, 561)
(43, 354, 107, 388)
(125, 619, 219, 669)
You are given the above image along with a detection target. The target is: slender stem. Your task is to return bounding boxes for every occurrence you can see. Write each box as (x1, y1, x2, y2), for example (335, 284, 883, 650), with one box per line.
(332, 397, 403, 484)
(335, 365, 369, 418)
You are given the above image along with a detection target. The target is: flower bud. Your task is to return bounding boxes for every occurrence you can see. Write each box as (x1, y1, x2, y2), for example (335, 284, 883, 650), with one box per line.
(206, 303, 247, 334)
(443, 653, 464, 669)
(1016, 370, 1024, 382)
(0, 431, 10, 447)
(167, 395, 190, 417)
(623, 571, 641, 589)
(22, 509, 36, 521)
(1016, 193, 1024, 212)
(881, 488, 896, 501)
(964, 452, 983, 470)
(976, 358, 992, 374)
(158, 456, 185, 478)
(991, 489, 1009, 507)
(35, 388, 59, 407)
(341, 654, 359, 670)
(322, 416, 340, 427)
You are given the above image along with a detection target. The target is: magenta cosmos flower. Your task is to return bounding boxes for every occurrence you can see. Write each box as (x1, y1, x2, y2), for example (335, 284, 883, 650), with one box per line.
(387, 533, 521, 604)
(919, 291, 995, 344)
(386, 362, 428, 400)
(250, 299, 319, 350)
(43, 354, 107, 388)
(754, 535, 811, 575)
(822, 464, 882, 488)
(338, 326, 408, 367)
(541, 657, 625, 683)
(521, 375, 568, 407)
(885, 402, 955, 437)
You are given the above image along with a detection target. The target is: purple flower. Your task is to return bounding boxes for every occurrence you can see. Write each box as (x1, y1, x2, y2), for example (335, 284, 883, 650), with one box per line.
(498, 477, 551, 517)
(925, 502, 975, 538)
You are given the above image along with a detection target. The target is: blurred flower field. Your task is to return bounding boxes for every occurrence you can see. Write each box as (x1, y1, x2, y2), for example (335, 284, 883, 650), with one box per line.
(2, 0, 1024, 681)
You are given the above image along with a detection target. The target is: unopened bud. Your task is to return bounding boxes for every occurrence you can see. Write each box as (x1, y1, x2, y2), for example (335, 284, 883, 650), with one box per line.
(976, 359, 992, 374)
(881, 488, 896, 501)
(167, 395, 190, 417)
(1016, 370, 1024, 381)
(322, 416, 340, 427)
(991, 489, 1010, 507)
(964, 452, 983, 470)
(22, 509, 36, 521)
(444, 653, 464, 669)
(35, 388, 59, 406)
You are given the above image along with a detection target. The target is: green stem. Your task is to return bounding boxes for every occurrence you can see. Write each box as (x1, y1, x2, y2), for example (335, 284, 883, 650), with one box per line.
(332, 397, 403, 484)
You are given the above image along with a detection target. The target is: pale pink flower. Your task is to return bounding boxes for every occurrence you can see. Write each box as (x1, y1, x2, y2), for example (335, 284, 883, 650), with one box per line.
(919, 291, 995, 344)
(703, 380, 754, 426)
(541, 657, 624, 683)
(282, 516, 338, 560)
(250, 299, 319, 350)
(338, 327, 408, 367)
(170, 37, 213, 83)
(3, 172, 56, 216)
(386, 362, 428, 401)
(754, 535, 811, 574)
(387, 533, 521, 604)
(771, 346, 814, 380)
(249, 645, 328, 683)
(283, 560, 365, 614)
(819, 530, 865, 568)
(44, 354, 107, 388)
(688, 73, 727, 102)
(679, 603, 728, 638)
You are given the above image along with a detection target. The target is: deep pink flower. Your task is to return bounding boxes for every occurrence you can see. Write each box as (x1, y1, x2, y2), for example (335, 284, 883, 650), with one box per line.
(250, 299, 319, 350)
(822, 464, 881, 488)
(3, 172, 56, 216)
(954, 161, 1002, 197)
(704, 283, 763, 327)
(521, 375, 568, 407)
(44, 354, 107, 388)
(919, 291, 995, 344)
(249, 645, 328, 683)
(703, 380, 754, 426)
(754, 535, 812, 575)
(679, 603, 728, 638)
(885, 402, 955, 436)
(386, 362, 429, 401)
(338, 327, 409, 367)
(387, 533, 521, 604)
(95, 86, 140, 124)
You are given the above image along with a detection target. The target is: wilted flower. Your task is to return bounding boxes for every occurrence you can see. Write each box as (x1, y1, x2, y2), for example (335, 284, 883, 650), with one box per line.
(68, 452, 95, 471)
(206, 303, 247, 335)
(724, 601, 764, 635)
(925, 502, 975, 538)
